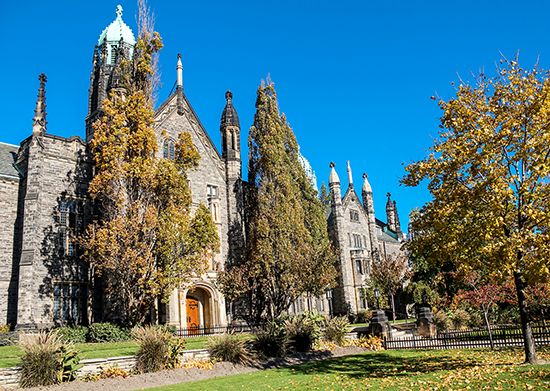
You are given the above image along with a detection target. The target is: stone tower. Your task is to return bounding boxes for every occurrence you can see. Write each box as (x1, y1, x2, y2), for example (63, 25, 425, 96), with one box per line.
(361, 173, 379, 261)
(328, 162, 355, 314)
(386, 192, 402, 235)
(220, 91, 245, 265)
(85, 5, 136, 141)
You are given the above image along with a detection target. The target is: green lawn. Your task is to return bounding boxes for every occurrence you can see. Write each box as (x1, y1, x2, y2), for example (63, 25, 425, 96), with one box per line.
(0, 336, 211, 368)
(150, 347, 550, 390)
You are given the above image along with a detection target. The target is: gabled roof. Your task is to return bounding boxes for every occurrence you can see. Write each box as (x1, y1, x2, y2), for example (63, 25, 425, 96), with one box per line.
(0, 142, 20, 180)
(155, 92, 222, 160)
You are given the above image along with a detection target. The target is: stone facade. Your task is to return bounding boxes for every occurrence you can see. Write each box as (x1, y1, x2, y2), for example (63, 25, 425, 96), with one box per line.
(327, 162, 406, 316)
(0, 6, 407, 329)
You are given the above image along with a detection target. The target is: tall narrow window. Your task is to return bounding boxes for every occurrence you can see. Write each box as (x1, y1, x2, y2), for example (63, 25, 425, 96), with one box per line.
(59, 200, 79, 257)
(53, 282, 87, 324)
(355, 259, 363, 274)
(163, 139, 175, 160)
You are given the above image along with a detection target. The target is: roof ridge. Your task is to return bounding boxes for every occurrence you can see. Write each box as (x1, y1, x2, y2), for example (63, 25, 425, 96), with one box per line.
(0, 141, 19, 148)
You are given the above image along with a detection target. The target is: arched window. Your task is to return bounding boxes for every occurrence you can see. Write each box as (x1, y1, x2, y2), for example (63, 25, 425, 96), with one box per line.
(163, 138, 175, 160)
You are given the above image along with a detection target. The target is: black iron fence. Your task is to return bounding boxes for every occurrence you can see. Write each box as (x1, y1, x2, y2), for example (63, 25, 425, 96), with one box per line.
(384, 323, 550, 350)
(173, 324, 255, 338)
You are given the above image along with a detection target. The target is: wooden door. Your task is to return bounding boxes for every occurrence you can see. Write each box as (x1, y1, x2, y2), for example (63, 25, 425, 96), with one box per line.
(186, 297, 200, 334)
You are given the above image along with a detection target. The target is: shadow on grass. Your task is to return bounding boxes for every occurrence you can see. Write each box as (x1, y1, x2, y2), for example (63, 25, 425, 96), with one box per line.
(288, 351, 479, 380)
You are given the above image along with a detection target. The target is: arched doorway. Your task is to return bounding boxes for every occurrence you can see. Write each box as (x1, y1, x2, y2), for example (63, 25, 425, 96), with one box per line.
(184, 287, 213, 332)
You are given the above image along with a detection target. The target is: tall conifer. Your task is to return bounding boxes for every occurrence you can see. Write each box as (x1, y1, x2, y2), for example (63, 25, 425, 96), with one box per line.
(223, 82, 336, 323)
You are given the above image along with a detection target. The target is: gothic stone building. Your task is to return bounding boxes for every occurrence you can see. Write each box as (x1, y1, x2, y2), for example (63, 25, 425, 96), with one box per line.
(0, 6, 405, 329)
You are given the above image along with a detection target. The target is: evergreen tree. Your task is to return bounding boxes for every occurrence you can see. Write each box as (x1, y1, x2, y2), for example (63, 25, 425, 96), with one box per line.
(82, 4, 218, 326)
(319, 182, 332, 207)
(221, 82, 336, 323)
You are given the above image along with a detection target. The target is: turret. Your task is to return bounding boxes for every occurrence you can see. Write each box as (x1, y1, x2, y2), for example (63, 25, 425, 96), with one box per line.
(86, 5, 136, 141)
(386, 193, 401, 235)
(362, 173, 380, 260)
(32, 74, 47, 136)
(221, 91, 244, 265)
(220, 91, 240, 161)
(329, 162, 341, 206)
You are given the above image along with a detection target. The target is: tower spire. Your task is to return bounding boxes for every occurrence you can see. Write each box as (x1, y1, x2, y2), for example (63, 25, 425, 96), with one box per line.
(176, 53, 184, 115)
(347, 160, 353, 188)
(32, 73, 47, 136)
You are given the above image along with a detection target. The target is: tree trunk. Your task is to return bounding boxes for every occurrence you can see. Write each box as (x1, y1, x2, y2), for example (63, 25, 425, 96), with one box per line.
(513, 270, 537, 363)
(391, 293, 396, 321)
(482, 308, 494, 350)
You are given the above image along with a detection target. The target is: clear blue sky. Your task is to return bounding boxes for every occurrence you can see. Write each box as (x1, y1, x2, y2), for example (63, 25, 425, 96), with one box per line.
(1, 0, 548, 228)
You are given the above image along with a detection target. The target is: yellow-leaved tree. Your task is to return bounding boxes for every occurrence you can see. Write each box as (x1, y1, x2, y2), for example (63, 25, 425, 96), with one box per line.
(403, 58, 550, 363)
(82, 1, 219, 326)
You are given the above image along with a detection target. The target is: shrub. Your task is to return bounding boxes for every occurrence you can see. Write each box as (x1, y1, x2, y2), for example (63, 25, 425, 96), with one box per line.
(433, 309, 451, 331)
(133, 326, 173, 373)
(19, 331, 80, 388)
(56, 326, 88, 344)
(285, 312, 324, 352)
(355, 310, 372, 324)
(449, 309, 471, 329)
(207, 334, 253, 365)
(87, 323, 130, 343)
(0, 324, 10, 333)
(166, 337, 187, 369)
(253, 321, 288, 358)
(323, 316, 350, 346)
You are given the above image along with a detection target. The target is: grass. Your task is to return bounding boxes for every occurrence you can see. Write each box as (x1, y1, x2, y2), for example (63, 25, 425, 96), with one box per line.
(0, 336, 212, 368)
(149, 347, 550, 390)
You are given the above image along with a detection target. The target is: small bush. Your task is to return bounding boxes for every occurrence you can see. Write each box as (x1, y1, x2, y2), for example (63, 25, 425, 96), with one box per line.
(56, 326, 88, 344)
(433, 309, 451, 331)
(0, 324, 10, 333)
(207, 334, 252, 365)
(323, 316, 350, 346)
(285, 312, 324, 352)
(87, 323, 130, 343)
(19, 331, 80, 388)
(166, 337, 187, 369)
(449, 309, 471, 329)
(253, 321, 288, 358)
(133, 326, 173, 373)
(355, 310, 372, 324)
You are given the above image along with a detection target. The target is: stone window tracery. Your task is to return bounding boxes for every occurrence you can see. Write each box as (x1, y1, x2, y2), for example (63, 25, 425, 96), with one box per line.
(163, 138, 175, 160)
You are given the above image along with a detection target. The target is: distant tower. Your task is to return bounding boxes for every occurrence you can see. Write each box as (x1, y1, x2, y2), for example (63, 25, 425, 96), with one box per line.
(385, 193, 402, 236)
(85, 5, 136, 141)
(32, 73, 47, 136)
(220, 91, 244, 265)
(386, 193, 397, 232)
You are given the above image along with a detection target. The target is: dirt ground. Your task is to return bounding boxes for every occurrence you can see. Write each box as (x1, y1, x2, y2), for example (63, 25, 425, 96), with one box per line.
(21, 346, 366, 391)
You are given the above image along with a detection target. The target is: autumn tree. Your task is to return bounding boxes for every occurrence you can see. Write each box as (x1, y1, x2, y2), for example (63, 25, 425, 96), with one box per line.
(220, 82, 336, 323)
(454, 272, 514, 348)
(370, 253, 411, 320)
(82, 2, 218, 326)
(403, 58, 550, 363)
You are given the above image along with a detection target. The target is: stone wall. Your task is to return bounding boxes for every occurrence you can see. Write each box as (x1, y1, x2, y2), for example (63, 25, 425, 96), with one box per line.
(15, 135, 90, 329)
(0, 177, 19, 326)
